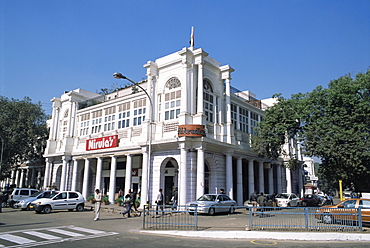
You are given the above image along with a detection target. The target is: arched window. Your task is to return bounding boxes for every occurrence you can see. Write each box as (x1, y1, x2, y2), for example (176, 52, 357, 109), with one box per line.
(162, 77, 181, 121)
(203, 79, 215, 123)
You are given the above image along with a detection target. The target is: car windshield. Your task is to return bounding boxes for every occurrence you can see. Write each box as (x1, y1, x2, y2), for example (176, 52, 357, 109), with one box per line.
(198, 195, 216, 201)
(30, 192, 41, 197)
(276, 194, 289, 199)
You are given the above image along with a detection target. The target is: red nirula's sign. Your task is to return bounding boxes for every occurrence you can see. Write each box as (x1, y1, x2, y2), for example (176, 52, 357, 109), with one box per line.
(86, 135, 118, 151)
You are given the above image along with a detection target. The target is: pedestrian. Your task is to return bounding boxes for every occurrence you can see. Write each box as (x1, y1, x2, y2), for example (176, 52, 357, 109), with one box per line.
(131, 190, 138, 211)
(219, 188, 226, 194)
(171, 187, 178, 210)
(118, 188, 124, 198)
(271, 192, 277, 207)
(122, 192, 133, 218)
(249, 190, 258, 216)
(155, 188, 164, 215)
(257, 192, 267, 218)
(0, 190, 3, 213)
(93, 189, 102, 221)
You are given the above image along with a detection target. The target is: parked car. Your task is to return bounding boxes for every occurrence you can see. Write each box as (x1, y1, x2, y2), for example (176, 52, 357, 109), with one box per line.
(13, 190, 58, 210)
(30, 191, 85, 214)
(300, 194, 320, 207)
(7, 188, 39, 207)
(186, 194, 237, 216)
(275, 193, 301, 207)
(315, 198, 370, 224)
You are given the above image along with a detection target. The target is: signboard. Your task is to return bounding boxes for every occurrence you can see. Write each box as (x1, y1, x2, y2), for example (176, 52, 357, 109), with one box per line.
(86, 135, 118, 151)
(178, 124, 206, 137)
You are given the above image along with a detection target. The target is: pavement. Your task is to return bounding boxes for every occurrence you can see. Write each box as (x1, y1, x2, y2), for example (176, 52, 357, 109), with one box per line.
(86, 202, 370, 242)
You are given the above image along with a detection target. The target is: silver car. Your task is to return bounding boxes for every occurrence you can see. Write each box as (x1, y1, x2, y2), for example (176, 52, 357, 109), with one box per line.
(186, 194, 237, 216)
(14, 191, 58, 210)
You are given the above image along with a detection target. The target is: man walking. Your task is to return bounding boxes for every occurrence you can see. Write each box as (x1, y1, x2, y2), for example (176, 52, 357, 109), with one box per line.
(249, 190, 258, 216)
(93, 189, 102, 221)
(122, 191, 133, 218)
(155, 188, 164, 215)
(257, 192, 267, 218)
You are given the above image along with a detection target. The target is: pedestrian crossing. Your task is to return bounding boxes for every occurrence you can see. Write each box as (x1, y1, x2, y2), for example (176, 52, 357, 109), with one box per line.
(0, 226, 118, 247)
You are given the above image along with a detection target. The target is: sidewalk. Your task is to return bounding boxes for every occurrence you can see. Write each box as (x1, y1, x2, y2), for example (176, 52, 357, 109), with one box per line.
(85, 202, 370, 242)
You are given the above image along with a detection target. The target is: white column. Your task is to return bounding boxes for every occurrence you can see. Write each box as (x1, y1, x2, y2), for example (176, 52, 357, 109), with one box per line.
(24, 169, 29, 188)
(276, 164, 282, 194)
(11, 169, 16, 185)
(197, 62, 204, 115)
(259, 161, 264, 193)
(225, 153, 233, 198)
(179, 145, 187, 207)
(108, 156, 117, 204)
(71, 159, 78, 191)
(125, 154, 132, 193)
(268, 165, 274, 194)
(298, 167, 304, 197)
(19, 169, 25, 188)
(196, 148, 204, 199)
(225, 78, 232, 144)
(60, 157, 69, 191)
(248, 159, 254, 197)
(236, 158, 243, 205)
(141, 150, 149, 206)
(82, 158, 90, 200)
(95, 157, 103, 191)
(286, 166, 292, 194)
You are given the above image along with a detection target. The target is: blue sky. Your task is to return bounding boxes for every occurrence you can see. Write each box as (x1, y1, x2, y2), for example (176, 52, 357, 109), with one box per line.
(1, 0, 369, 115)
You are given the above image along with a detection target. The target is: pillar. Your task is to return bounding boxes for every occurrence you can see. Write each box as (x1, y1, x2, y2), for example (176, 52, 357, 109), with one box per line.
(71, 159, 78, 191)
(82, 158, 90, 200)
(236, 158, 243, 205)
(179, 145, 187, 207)
(286, 167, 292, 194)
(141, 149, 149, 206)
(125, 154, 132, 193)
(108, 156, 117, 204)
(268, 165, 274, 194)
(248, 159, 255, 197)
(225, 153, 233, 198)
(95, 157, 103, 191)
(258, 161, 264, 193)
(60, 156, 69, 191)
(276, 164, 282, 194)
(196, 148, 205, 199)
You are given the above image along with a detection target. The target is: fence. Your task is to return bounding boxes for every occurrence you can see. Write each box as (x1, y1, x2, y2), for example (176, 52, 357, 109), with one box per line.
(247, 206, 363, 232)
(142, 205, 366, 232)
(142, 205, 198, 230)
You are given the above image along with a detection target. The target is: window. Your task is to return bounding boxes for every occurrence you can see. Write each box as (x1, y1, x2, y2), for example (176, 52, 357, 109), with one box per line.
(203, 79, 214, 122)
(231, 104, 237, 128)
(359, 200, 370, 209)
(239, 107, 249, 133)
(250, 111, 259, 135)
(69, 192, 79, 199)
(20, 190, 29, 196)
(163, 77, 181, 121)
(118, 102, 131, 129)
(133, 99, 146, 126)
(104, 106, 116, 131)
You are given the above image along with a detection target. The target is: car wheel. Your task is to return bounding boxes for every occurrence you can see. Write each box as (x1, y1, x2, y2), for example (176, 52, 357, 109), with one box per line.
(208, 207, 215, 216)
(76, 204, 84, 212)
(287, 202, 291, 207)
(229, 206, 235, 214)
(42, 205, 52, 214)
(322, 214, 334, 224)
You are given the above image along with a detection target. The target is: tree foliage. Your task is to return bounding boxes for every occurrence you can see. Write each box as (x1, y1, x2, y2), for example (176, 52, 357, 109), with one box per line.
(252, 70, 370, 191)
(0, 96, 48, 179)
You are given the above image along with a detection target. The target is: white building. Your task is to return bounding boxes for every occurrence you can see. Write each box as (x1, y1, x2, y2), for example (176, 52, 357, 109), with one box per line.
(41, 46, 304, 206)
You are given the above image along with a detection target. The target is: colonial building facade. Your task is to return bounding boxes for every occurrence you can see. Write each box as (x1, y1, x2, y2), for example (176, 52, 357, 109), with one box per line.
(41, 46, 304, 206)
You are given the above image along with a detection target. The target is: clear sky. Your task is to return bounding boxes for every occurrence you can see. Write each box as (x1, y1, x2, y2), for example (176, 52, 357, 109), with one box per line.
(1, 0, 369, 115)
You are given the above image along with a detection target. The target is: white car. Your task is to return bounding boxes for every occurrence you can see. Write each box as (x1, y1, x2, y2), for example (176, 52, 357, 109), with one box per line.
(13, 190, 58, 210)
(275, 193, 301, 207)
(186, 194, 237, 216)
(30, 191, 85, 214)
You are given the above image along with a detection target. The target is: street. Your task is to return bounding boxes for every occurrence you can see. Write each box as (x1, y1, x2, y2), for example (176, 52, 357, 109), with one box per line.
(0, 207, 369, 248)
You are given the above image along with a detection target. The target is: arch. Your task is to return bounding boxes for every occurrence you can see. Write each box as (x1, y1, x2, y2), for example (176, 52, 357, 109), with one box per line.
(159, 157, 179, 204)
(165, 77, 181, 89)
(203, 78, 213, 92)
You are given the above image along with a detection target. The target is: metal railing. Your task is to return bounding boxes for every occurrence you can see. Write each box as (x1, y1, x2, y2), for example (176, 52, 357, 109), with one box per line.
(142, 205, 198, 230)
(247, 206, 363, 232)
(142, 205, 366, 232)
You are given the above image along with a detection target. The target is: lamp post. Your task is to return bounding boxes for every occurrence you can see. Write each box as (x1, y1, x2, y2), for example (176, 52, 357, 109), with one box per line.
(113, 72, 153, 205)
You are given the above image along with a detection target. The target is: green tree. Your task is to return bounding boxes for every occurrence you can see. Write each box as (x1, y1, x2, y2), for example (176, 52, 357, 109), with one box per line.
(252, 70, 370, 191)
(0, 96, 48, 180)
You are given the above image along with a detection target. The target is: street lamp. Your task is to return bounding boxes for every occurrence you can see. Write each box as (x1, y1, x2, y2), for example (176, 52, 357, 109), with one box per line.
(113, 72, 153, 205)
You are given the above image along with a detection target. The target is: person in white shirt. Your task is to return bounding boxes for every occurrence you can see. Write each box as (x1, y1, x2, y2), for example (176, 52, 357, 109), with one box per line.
(94, 189, 102, 221)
